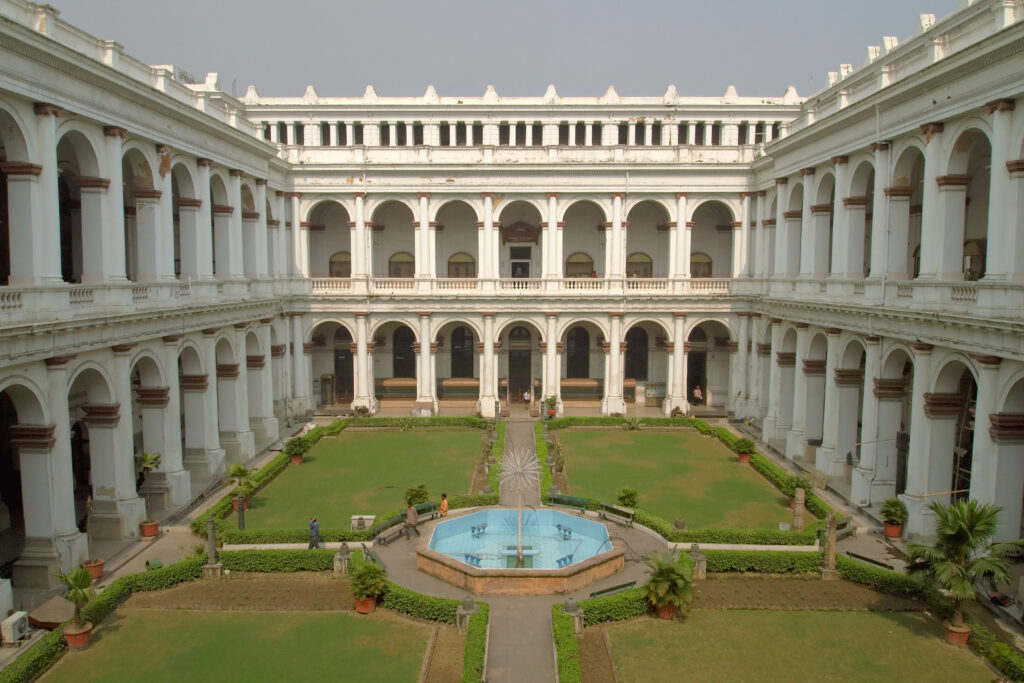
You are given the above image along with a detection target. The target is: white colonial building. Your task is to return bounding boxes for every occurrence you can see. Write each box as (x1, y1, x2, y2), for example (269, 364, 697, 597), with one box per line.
(0, 0, 1023, 588)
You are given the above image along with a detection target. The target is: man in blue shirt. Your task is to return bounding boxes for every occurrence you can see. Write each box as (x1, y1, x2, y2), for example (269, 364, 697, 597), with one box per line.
(308, 516, 321, 549)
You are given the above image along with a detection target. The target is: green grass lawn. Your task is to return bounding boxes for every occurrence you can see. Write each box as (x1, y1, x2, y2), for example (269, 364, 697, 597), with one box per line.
(557, 430, 788, 528)
(608, 611, 993, 683)
(242, 430, 482, 528)
(43, 609, 432, 683)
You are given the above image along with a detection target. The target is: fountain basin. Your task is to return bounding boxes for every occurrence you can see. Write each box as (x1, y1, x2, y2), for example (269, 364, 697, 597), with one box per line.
(418, 508, 625, 595)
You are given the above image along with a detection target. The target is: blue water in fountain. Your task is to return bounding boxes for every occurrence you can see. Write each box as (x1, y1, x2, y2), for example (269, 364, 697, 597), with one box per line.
(428, 509, 612, 569)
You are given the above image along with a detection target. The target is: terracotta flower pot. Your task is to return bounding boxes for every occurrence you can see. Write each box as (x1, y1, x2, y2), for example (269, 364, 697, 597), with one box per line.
(139, 520, 159, 537)
(63, 622, 93, 648)
(354, 597, 377, 614)
(81, 559, 104, 580)
(547, 408, 556, 418)
(883, 522, 903, 538)
(737, 453, 751, 463)
(656, 604, 677, 620)
(289, 454, 303, 465)
(789, 498, 796, 509)
(944, 622, 971, 646)
(232, 496, 248, 511)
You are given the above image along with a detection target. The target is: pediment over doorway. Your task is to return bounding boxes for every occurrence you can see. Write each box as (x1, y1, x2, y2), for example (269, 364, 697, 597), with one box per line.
(500, 221, 540, 244)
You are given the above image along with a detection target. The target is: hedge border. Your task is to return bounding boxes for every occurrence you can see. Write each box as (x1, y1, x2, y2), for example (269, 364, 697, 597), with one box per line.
(551, 604, 583, 683)
(462, 603, 490, 683)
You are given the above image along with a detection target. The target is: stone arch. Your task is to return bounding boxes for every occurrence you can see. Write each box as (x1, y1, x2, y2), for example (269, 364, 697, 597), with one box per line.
(495, 318, 546, 344)
(307, 200, 352, 278)
(372, 200, 416, 278)
(686, 319, 732, 409)
(434, 320, 480, 390)
(625, 200, 670, 278)
(623, 319, 671, 404)
(308, 317, 357, 343)
(945, 127, 992, 280)
(891, 145, 926, 279)
(811, 172, 836, 276)
(928, 357, 978, 503)
(847, 160, 876, 277)
(0, 99, 32, 161)
(690, 200, 735, 279)
(557, 198, 608, 224)
(55, 128, 104, 283)
(208, 170, 230, 205)
(366, 196, 418, 223)
(562, 200, 607, 277)
(0, 102, 34, 285)
(777, 327, 799, 438)
(624, 197, 671, 222)
(435, 201, 478, 277)
(369, 317, 420, 342)
(431, 198, 481, 224)
(308, 321, 354, 407)
(178, 342, 205, 375)
(556, 316, 610, 342)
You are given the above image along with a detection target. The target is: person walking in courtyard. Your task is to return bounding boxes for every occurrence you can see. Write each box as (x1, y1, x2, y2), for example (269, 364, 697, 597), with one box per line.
(692, 384, 703, 405)
(522, 389, 530, 410)
(308, 516, 321, 549)
(405, 502, 420, 538)
(440, 492, 449, 517)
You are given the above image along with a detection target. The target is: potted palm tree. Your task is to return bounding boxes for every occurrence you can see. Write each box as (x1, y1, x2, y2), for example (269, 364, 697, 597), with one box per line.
(350, 562, 388, 614)
(880, 497, 908, 538)
(735, 438, 756, 464)
(906, 500, 1024, 646)
(227, 463, 254, 511)
(642, 552, 694, 620)
(57, 567, 97, 647)
(135, 452, 162, 537)
(544, 395, 557, 419)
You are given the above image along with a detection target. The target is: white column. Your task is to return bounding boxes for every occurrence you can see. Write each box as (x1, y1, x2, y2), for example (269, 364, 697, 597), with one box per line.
(545, 314, 559, 400)
(982, 100, 1015, 279)
(828, 157, 850, 278)
(290, 314, 309, 415)
(673, 193, 689, 279)
(417, 193, 430, 279)
(814, 329, 843, 475)
(353, 313, 371, 410)
(785, 325, 809, 459)
(248, 322, 279, 444)
(610, 193, 624, 278)
(43, 359, 87, 559)
(762, 320, 782, 442)
(108, 346, 147, 536)
(798, 170, 816, 277)
(227, 170, 245, 277)
(734, 314, 751, 416)
(352, 193, 366, 278)
(773, 179, 788, 276)
(482, 193, 495, 279)
(195, 159, 214, 280)
(289, 192, 305, 277)
(753, 191, 766, 277)
(850, 336, 882, 505)
(34, 104, 62, 283)
(916, 122, 946, 280)
(606, 314, 625, 415)
(546, 193, 560, 279)
(155, 147, 177, 281)
(967, 357, 1002, 509)
(480, 314, 496, 417)
(416, 313, 434, 407)
(273, 191, 287, 278)
(739, 193, 752, 276)
(902, 343, 935, 538)
(867, 144, 891, 279)
(134, 192, 161, 282)
(254, 180, 269, 277)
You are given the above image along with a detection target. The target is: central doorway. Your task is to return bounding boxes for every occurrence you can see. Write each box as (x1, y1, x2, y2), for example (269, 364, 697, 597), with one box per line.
(509, 351, 531, 401)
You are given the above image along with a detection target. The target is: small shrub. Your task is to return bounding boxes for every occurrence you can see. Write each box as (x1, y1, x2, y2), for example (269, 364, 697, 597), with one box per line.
(880, 497, 908, 525)
(350, 563, 388, 599)
(622, 416, 642, 431)
(404, 483, 430, 507)
(735, 438, 756, 455)
(616, 486, 639, 509)
(398, 416, 416, 432)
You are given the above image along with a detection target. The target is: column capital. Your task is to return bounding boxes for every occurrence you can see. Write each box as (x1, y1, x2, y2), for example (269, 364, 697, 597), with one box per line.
(0, 162, 42, 176)
(768, 317, 782, 324)
(909, 341, 934, 353)
(873, 377, 908, 400)
(259, 317, 274, 324)
(611, 192, 625, 199)
(774, 177, 788, 185)
(739, 192, 756, 198)
(869, 142, 890, 153)
(418, 311, 432, 318)
(783, 210, 802, 219)
(672, 311, 687, 319)
(228, 169, 244, 178)
(936, 174, 971, 187)
(757, 190, 767, 197)
(134, 188, 162, 200)
(481, 192, 494, 198)
(196, 157, 214, 167)
(480, 312, 496, 318)
(352, 192, 366, 199)
(111, 343, 137, 353)
(970, 353, 1002, 366)
(76, 176, 112, 189)
(286, 192, 301, 199)
(545, 312, 559, 319)
(607, 312, 623, 318)
(233, 322, 249, 329)
(843, 196, 869, 207)
(255, 178, 268, 186)
(285, 311, 304, 318)
(44, 354, 76, 367)
(161, 334, 183, 344)
(430, 342, 440, 353)
(793, 322, 809, 329)
(756, 343, 772, 357)
(33, 102, 63, 117)
(919, 122, 944, 140)
(155, 143, 172, 156)
(417, 192, 430, 198)
(862, 334, 881, 344)
(546, 192, 560, 198)
(202, 327, 220, 335)
(353, 311, 369, 318)
(136, 386, 170, 406)
(1007, 160, 1024, 174)
(986, 98, 1016, 114)
(883, 186, 914, 198)
(270, 345, 287, 358)
(830, 155, 848, 165)
(246, 355, 266, 369)
(800, 167, 815, 177)
(82, 403, 120, 426)
(989, 413, 1024, 444)
(9, 424, 56, 449)
(212, 204, 234, 215)
(216, 363, 240, 378)
(823, 327, 841, 335)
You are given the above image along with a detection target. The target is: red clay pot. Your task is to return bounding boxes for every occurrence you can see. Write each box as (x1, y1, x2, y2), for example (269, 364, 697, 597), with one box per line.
(139, 520, 159, 538)
(547, 408, 556, 418)
(944, 622, 971, 646)
(789, 498, 796, 509)
(232, 496, 248, 511)
(354, 597, 377, 614)
(883, 522, 903, 539)
(656, 604, 677, 620)
(63, 622, 93, 648)
(289, 454, 303, 465)
(81, 559, 104, 580)
(737, 453, 751, 463)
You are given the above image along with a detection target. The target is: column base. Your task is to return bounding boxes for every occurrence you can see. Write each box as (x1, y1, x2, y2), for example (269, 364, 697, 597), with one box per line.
(184, 447, 226, 480)
(220, 430, 255, 463)
(901, 493, 937, 541)
(602, 396, 627, 416)
(202, 562, 223, 579)
(250, 416, 280, 446)
(12, 537, 62, 589)
(663, 396, 688, 417)
(870, 479, 897, 506)
(289, 397, 311, 421)
(89, 496, 147, 540)
(350, 397, 373, 416)
(849, 466, 874, 507)
(785, 430, 807, 461)
(478, 395, 498, 419)
(814, 446, 840, 476)
(140, 469, 192, 511)
(411, 401, 436, 417)
(59, 529, 90, 568)
(762, 416, 778, 443)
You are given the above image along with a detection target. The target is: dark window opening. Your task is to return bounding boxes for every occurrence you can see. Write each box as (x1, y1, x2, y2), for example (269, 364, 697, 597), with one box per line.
(558, 123, 569, 145)
(678, 123, 688, 145)
(456, 122, 467, 146)
(277, 122, 289, 144)
(262, 123, 272, 140)
(754, 122, 765, 144)
(771, 122, 781, 138)
(353, 123, 363, 145)
(652, 123, 662, 145)
(618, 123, 628, 145)
(737, 123, 748, 145)
(451, 327, 474, 378)
(531, 123, 543, 146)
(337, 123, 348, 146)
(592, 123, 602, 145)
(440, 122, 451, 146)
(393, 327, 416, 378)
(294, 123, 304, 146)
(320, 122, 331, 145)
(711, 124, 721, 146)
(472, 123, 483, 145)
(566, 327, 590, 378)
(396, 124, 407, 146)
(414, 123, 424, 145)
(498, 123, 510, 146)
(574, 122, 586, 145)
(635, 123, 646, 145)
(379, 124, 390, 146)
(515, 122, 527, 146)
(694, 124, 705, 146)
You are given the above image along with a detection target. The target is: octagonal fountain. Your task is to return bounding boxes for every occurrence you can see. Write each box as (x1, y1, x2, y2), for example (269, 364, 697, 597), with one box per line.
(416, 447, 625, 595)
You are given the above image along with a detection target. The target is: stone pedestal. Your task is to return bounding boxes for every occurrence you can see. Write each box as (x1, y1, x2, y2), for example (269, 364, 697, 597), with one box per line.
(457, 596, 478, 635)
(688, 544, 707, 580)
(202, 562, 223, 579)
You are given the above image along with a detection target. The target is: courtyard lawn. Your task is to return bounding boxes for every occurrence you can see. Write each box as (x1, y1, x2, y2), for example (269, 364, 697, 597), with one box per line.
(241, 430, 482, 528)
(607, 611, 993, 683)
(557, 430, 788, 528)
(43, 609, 432, 683)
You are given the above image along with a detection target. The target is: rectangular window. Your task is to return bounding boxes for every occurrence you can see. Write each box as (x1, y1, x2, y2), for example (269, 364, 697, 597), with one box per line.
(618, 123, 628, 145)
(379, 124, 390, 146)
(262, 123, 272, 140)
(499, 123, 510, 146)
(472, 123, 483, 145)
(515, 122, 527, 146)
(635, 123, 645, 145)
(509, 246, 531, 260)
(754, 122, 765, 144)
(737, 123, 748, 146)
(320, 122, 331, 146)
(278, 122, 289, 144)
(558, 123, 569, 145)
(652, 123, 662, 145)
(440, 122, 451, 146)
(414, 123, 424, 145)
(456, 122, 467, 146)
(592, 123, 602, 145)
(711, 123, 721, 146)
(531, 123, 543, 146)
(337, 123, 347, 146)
(771, 122, 781, 138)
(678, 122, 688, 145)
(294, 123, 304, 146)
(694, 124, 705, 146)
(574, 121, 586, 146)
(396, 123, 407, 146)
(353, 123, 363, 145)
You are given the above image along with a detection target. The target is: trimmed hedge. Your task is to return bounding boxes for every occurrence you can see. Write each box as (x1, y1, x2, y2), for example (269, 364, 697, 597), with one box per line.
(349, 416, 491, 429)
(0, 628, 66, 683)
(220, 549, 337, 572)
(551, 604, 583, 683)
(704, 550, 822, 574)
(580, 587, 649, 626)
(462, 602, 490, 683)
(381, 582, 460, 624)
(487, 422, 506, 493)
(968, 622, 1024, 682)
(535, 422, 553, 495)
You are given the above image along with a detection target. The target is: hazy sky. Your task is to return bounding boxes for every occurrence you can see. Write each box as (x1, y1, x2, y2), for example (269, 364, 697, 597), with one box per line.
(52, 0, 958, 99)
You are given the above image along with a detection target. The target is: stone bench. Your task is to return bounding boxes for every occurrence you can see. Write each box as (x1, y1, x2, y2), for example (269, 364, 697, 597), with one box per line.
(372, 502, 439, 545)
(598, 502, 634, 527)
(548, 494, 588, 514)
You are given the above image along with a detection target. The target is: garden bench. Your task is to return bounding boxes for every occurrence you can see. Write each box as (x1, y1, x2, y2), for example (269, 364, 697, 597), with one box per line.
(589, 580, 636, 599)
(548, 494, 588, 515)
(372, 502, 440, 546)
(598, 502, 634, 527)
(364, 547, 386, 569)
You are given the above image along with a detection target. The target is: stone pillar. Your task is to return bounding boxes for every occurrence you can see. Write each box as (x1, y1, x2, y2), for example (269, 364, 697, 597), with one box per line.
(33, 104, 63, 283)
(916, 122, 948, 280)
(415, 313, 435, 412)
(181, 340, 224, 480)
(752, 192, 766, 277)
(610, 194, 625, 280)
(867, 144, 891, 279)
(254, 180, 270, 278)
(100, 347, 147, 538)
(289, 313, 309, 416)
(902, 343, 936, 538)
(797, 168, 816, 278)
(967, 355, 1002, 508)
(827, 156, 850, 278)
(773, 178, 789, 276)
(176, 197, 202, 282)
(545, 313, 559, 401)
(154, 146, 177, 281)
(982, 100, 1015, 279)
(195, 159, 214, 280)
(134, 191, 162, 282)
(417, 193, 430, 279)
(850, 336, 882, 506)
(739, 193, 752, 277)
(762, 319, 783, 442)
(1, 163, 43, 286)
(482, 193, 495, 280)
(366, 341, 378, 414)
(987, 412, 1024, 541)
(733, 313, 752, 417)
(226, 170, 245, 277)
(136, 373, 189, 511)
(353, 313, 372, 412)
(41, 357, 88, 560)
(545, 193, 560, 280)
(1005, 160, 1024, 281)
(785, 325, 809, 460)
(667, 312, 687, 414)
(248, 321, 279, 444)
(605, 313, 626, 415)
(288, 193, 305, 278)
(814, 329, 843, 475)
(479, 313, 497, 418)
